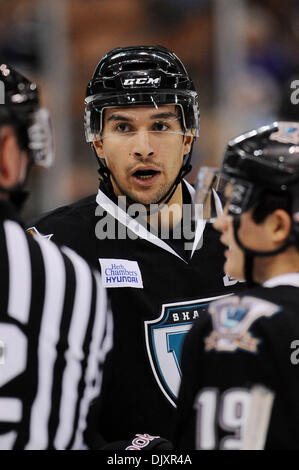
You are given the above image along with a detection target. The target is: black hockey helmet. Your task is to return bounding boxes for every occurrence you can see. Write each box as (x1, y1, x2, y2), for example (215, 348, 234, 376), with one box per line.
(0, 63, 53, 168)
(219, 121, 299, 283)
(85, 45, 199, 140)
(222, 122, 299, 227)
(0, 63, 53, 208)
(84, 45, 199, 204)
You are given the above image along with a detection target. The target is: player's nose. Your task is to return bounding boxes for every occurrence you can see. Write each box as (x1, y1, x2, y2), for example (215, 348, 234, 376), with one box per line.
(131, 130, 155, 158)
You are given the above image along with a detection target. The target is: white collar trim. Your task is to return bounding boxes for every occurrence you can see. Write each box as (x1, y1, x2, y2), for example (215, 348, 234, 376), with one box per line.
(263, 273, 299, 288)
(95, 180, 221, 261)
(96, 187, 186, 262)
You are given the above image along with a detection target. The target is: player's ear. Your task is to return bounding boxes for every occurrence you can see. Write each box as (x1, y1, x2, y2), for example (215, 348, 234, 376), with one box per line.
(0, 126, 22, 188)
(269, 209, 292, 245)
(93, 139, 104, 158)
(183, 134, 193, 156)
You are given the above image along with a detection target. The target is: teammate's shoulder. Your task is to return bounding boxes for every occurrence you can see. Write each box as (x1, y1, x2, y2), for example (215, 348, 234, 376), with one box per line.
(209, 288, 282, 314)
(242, 284, 299, 305)
(206, 288, 286, 335)
(188, 290, 282, 356)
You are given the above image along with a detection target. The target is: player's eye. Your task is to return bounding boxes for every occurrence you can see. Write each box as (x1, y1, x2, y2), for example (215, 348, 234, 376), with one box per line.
(114, 123, 133, 133)
(152, 121, 170, 132)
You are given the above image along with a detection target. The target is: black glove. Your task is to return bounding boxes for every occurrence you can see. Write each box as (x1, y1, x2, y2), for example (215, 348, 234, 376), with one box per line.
(100, 433, 174, 450)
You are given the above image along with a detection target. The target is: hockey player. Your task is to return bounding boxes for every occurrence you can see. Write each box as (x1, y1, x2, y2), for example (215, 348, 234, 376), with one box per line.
(175, 121, 299, 450)
(27, 46, 243, 445)
(0, 64, 112, 449)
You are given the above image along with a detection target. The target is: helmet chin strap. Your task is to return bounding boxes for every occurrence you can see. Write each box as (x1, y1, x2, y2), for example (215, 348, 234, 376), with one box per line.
(143, 152, 191, 216)
(233, 216, 294, 286)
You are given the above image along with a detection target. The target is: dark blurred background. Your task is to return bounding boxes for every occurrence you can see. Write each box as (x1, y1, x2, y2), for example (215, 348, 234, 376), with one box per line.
(1, 0, 299, 219)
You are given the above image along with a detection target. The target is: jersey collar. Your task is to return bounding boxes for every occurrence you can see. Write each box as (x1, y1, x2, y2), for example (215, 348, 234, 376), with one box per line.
(263, 272, 299, 288)
(96, 180, 223, 262)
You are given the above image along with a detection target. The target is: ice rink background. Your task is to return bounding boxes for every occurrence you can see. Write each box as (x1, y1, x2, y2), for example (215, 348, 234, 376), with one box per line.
(0, 0, 298, 218)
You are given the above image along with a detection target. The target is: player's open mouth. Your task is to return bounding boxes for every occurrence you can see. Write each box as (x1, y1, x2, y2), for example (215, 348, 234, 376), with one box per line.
(132, 169, 160, 180)
(131, 168, 161, 186)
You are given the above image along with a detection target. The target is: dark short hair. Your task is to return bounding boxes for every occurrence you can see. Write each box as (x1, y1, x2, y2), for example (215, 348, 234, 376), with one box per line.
(251, 190, 299, 251)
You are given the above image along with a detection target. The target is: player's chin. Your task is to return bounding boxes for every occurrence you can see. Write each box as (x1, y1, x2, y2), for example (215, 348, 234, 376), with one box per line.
(132, 187, 168, 206)
(127, 191, 158, 207)
(223, 258, 243, 282)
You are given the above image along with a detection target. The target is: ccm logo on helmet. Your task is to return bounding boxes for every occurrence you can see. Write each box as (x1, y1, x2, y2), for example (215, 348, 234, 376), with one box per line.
(122, 77, 161, 87)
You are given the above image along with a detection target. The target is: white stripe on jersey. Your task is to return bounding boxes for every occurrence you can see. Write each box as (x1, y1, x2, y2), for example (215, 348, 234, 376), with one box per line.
(0, 398, 22, 422)
(25, 238, 66, 450)
(0, 431, 18, 449)
(72, 271, 113, 450)
(4, 221, 31, 324)
(53, 247, 93, 449)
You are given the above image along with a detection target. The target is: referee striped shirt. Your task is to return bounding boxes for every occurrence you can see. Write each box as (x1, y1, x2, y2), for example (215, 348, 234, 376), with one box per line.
(0, 201, 112, 449)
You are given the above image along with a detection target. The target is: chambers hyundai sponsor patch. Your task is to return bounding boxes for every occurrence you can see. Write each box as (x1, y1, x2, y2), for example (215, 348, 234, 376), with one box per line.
(99, 258, 143, 288)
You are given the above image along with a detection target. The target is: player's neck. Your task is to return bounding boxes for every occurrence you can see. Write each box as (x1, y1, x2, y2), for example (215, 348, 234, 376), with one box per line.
(152, 183, 183, 231)
(254, 246, 299, 284)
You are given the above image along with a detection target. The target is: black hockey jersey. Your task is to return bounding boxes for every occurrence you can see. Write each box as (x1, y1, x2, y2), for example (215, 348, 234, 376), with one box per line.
(0, 200, 112, 449)
(174, 276, 299, 450)
(28, 181, 244, 443)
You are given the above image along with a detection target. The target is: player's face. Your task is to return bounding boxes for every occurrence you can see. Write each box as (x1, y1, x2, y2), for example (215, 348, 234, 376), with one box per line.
(213, 210, 245, 281)
(94, 105, 193, 206)
(214, 186, 271, 281)
(0, 126, 29, 192)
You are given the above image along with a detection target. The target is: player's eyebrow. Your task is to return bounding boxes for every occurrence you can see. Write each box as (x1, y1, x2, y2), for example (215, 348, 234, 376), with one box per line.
(107, 114, 132, 122)
(150, 112, 178, 120)
(107, 111, 179, 122)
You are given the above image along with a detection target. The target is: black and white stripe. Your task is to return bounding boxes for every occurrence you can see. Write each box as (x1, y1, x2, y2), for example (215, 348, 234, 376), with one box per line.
(5, 221, 32, 325)
(0, 219, 112, 450)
